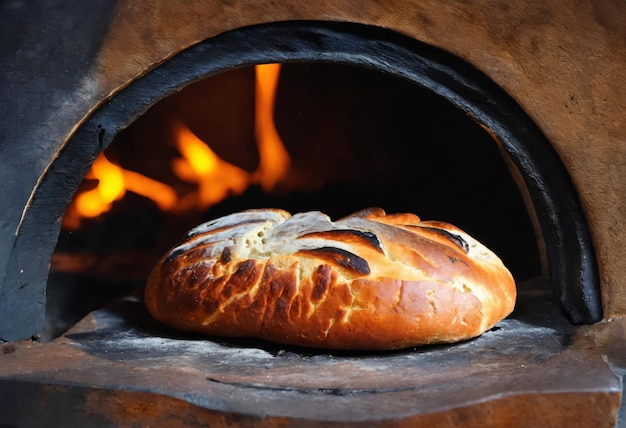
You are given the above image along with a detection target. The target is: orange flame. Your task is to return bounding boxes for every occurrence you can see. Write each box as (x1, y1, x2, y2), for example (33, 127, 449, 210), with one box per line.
(76, 153, 126, 218)
(63, 153, 177, 229)
(171, 120, 249, 210)
(64, 63, 291, 229)
(253, 63, 290, 191)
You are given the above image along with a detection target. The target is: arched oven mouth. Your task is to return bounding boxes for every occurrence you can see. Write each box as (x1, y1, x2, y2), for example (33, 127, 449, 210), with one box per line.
(6, 20, 600, 342)
(0, 19, 618, 426)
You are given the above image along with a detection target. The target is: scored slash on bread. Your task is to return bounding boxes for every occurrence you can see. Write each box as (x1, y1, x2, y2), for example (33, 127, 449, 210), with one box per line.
(145, 208, 516, 350)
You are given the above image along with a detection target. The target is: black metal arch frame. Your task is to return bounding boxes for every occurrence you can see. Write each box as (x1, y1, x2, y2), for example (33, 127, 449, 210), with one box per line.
(2, 20, 602, 341)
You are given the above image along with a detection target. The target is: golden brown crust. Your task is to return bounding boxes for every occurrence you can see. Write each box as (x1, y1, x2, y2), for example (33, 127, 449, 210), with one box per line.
(145, 208, 516, 350)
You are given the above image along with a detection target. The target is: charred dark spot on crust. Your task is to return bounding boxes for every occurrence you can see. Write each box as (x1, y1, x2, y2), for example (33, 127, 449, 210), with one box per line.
(203, 299, 219, 314)
(237, 259, 256, 271)
(447, 256, 470, 267)
(223, 260, 260, 298)
(220, 247, 232, 263)
(311, 264, 332, 300)
(263, 265, 298, 319)
(298, 247, 370, 276)
(299, 229, 384, 253)
(167, 247, 185, 262)
(418, 227, 469, 253)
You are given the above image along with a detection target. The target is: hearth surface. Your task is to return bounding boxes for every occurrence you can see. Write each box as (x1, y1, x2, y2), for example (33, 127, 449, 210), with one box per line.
(0, 278, 620, 427)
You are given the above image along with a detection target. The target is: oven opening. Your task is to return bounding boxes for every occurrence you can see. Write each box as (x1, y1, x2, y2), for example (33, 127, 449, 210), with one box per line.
(1, 21, 599, 345)
(3, 22, 613, 426)
(46, 61, 541, 340)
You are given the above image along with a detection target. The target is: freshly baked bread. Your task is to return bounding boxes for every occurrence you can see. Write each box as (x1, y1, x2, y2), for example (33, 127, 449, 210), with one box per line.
(145, 208, 516, 350)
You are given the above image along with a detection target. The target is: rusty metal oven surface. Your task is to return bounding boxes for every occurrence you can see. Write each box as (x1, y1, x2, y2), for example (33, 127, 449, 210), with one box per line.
(0, 278, 620, 427)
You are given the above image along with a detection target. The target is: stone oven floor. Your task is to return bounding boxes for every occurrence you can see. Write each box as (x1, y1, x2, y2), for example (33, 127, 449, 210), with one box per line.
(0, 278, 622, 427)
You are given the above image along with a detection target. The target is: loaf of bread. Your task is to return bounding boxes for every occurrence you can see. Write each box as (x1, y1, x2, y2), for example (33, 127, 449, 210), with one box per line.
(144, 208, 516, 350)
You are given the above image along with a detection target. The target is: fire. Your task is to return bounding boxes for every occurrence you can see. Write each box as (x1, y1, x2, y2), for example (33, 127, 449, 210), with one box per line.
(62, 153, 178, 229)
(171, 120, 249, 210)
(253, 63, 290, 191)
(76, 153, 126, 218)
(64, 63, 291, 229)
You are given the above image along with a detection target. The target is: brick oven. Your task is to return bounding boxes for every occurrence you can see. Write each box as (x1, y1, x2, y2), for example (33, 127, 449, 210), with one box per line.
(0, 1, 625, 426)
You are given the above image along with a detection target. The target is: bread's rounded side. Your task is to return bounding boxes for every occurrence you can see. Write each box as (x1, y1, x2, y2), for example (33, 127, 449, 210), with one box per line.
(144, 208, 516, 350)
